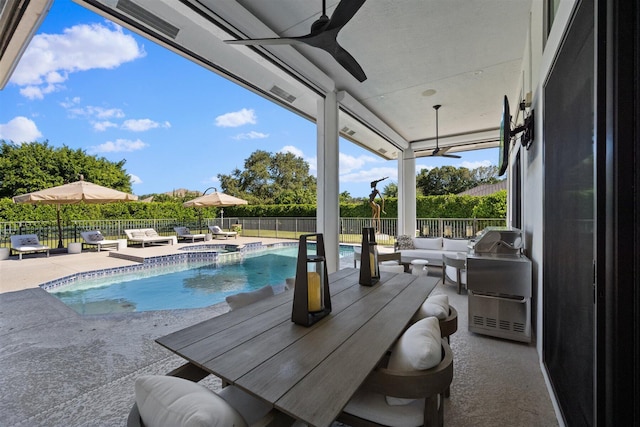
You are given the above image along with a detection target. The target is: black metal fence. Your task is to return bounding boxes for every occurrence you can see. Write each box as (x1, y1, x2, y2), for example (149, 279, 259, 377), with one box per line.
(0, 217, 506, 249)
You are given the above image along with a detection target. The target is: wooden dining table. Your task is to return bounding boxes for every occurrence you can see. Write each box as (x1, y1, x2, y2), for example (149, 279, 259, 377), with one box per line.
(156, 267, 438, 427)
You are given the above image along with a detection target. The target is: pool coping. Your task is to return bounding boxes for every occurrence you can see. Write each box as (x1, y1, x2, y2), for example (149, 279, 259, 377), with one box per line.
(39, 241, 301, 292)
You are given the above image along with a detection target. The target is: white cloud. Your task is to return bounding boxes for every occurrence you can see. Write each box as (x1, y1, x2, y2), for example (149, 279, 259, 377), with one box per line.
(10, 22, 145, 98)
(280, 145, 304, 157)
(60, 97, 81, 108)
(340, 167, 398, 188)
(233, 131, 268, 140)
(67, 105, 125, 119)
(122, 119, 171, 132)
(129, 174, 143, 184)
(0, 116, 43, 144)
(93, 121, 118, 132)
(339, 152, 380, 174)
(89, 138, 148, 153)
(215, 108, 256, 127)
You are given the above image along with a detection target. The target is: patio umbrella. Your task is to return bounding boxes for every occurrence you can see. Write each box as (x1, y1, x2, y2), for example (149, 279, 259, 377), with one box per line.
(183, 191, 248, 230)
(13, 178, 138, 248)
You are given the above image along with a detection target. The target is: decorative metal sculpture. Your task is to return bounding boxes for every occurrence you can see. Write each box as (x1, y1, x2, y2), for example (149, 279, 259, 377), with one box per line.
(368, 177, 387, 232)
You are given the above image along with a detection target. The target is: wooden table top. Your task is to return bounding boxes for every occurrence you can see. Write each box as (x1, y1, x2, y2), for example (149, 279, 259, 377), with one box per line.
(156, 268, 438, 427)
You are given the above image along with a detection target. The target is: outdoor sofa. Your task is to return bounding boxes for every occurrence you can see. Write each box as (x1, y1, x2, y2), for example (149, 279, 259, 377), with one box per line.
(10, 234, 50, 260)
(81, 230, 120, 252)
(124, 229, 175, 247)
(395, 236, 469, 266)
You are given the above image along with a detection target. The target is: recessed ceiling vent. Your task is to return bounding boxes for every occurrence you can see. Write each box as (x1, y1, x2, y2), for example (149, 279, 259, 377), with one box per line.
(269, 85, 296, 103)
(116, 0, 180, 39)
(341, 126, 356, 136)
(377, 148, 387, 154)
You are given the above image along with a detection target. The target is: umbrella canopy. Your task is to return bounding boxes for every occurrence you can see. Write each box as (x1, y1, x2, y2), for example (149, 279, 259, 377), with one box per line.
(13, 180, 138, 205)
(13, 179, 138, 248)
(183, 191, 248, 231)
(183, 192, 248, 208)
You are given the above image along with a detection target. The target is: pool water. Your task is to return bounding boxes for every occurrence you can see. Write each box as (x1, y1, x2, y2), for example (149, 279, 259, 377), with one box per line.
(50, 245, 354, 315)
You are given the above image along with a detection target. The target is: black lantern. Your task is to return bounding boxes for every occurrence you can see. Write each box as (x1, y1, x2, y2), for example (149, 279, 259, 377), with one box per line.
(291, 234, 332, 326)
(359, 227, 380, 286)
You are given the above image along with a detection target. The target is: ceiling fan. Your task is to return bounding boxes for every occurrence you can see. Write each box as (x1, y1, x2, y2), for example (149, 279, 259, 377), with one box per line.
(426, 104, 461, 159)
(224, 0, 367, 82)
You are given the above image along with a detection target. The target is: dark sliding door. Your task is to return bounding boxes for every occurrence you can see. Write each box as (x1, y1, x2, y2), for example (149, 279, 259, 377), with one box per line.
(543, 0, 595, 425)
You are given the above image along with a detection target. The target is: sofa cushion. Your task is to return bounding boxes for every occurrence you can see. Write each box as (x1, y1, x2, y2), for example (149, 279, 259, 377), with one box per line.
(396, 235, 414, 250)
(413, 237, 442, 250)
(134, 375, 248, 427)
(443, 238, 469, 252)
(145, 229, 159, 237)
(386, 317, 442, 405)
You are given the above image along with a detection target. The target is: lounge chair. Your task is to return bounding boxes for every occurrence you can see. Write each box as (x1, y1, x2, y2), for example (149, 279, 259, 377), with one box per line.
(81, 230, 120, 252)
(124, 229, 175, 247)
(208, 225, 237, 239)
(10, 234, 50, 260)
(173, 226, 206, 243)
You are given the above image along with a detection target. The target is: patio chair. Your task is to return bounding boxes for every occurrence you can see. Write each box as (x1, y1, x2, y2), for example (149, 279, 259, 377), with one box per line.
(10, 234, 50, 260)
(337, 317, 454, 427)
(80, 230, 119, 252)
(173, 226, 206, 243)
(208, 225, 237, 239)
(442, 252, 467, 294)
(225, 285, 274, 310)
(128, 363, 282, 427)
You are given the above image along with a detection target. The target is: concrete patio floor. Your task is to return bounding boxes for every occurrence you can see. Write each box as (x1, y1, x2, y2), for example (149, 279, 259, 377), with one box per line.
(0, 238, 559, 426)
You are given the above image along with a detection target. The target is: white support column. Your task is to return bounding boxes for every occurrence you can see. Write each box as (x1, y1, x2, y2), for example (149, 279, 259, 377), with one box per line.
(316, 92, 340, 272)
(398, 149, 417, 237)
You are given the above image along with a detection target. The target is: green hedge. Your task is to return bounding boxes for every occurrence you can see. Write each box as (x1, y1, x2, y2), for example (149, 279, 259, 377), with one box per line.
(0, 191, 506, 222)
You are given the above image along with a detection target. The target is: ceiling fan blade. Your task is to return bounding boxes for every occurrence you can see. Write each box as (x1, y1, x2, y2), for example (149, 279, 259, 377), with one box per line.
(442, 153, 462, 159)
(326, 0, 367, 31)
(332, 43, 367, 82)
(225, 37, 303, 46)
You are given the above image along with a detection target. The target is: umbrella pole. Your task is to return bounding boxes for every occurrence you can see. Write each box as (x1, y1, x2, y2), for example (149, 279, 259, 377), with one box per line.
(56, 205, 64, 249)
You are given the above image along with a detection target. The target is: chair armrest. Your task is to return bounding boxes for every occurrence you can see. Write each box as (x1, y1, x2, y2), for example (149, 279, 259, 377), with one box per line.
(360, 340, 453, 398)
(378, 252, 401, 263)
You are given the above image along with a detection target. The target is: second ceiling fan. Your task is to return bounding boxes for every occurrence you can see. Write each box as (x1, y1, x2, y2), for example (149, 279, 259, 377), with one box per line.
(225, 0, 367, 82)
(427, 104, 461, 159)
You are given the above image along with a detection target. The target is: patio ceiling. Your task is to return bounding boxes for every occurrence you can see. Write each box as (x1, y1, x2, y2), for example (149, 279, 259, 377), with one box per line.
(2, 0, 533, 160)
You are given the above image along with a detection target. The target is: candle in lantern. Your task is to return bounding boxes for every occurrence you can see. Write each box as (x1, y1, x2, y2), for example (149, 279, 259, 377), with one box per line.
(307, 271, 322, 312)
(370, 253, 376, 275)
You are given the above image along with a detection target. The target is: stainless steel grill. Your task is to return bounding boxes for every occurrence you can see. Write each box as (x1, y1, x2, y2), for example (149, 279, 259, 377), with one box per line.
(466, 227, 532, 342)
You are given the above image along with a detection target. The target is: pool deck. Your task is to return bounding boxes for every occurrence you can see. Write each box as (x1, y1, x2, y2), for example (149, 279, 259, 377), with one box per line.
(0, 238, 558, 427)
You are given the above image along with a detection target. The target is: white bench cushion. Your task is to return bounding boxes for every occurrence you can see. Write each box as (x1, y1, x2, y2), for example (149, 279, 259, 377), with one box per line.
(134, 375, 248, 427)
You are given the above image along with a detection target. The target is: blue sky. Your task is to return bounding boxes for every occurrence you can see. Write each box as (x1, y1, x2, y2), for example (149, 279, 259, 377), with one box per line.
(0, 0, 498, 198)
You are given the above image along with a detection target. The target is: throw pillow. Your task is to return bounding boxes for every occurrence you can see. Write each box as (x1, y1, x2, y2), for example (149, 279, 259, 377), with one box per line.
(396, 235, 414, 250)
(132, 231, 145, 238)
(386, 317, 442, 405)
(89, 232, 104, 242)
(145, 230, 158, 237)
(134, 375, 248, 427)
(414, 294, 450, 321)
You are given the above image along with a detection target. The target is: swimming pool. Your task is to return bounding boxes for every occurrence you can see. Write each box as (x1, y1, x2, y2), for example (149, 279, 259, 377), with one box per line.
(49, 244, 354, 315)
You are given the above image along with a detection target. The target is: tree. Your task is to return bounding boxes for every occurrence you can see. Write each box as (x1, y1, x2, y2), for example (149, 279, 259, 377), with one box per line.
(0, 140, 134, 198)
(416, 165, 475, 195)
(383, 182, 398, 197)
(217, 150, 317, 204)
(470, 165, 502, 184)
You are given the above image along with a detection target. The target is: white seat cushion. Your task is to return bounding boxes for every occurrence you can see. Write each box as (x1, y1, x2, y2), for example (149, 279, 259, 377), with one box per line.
(386, 317, 442, 405)
(344, 387, 425, 427)
(414, 294, 450, 321)
(226, 286, 274, 310)
(134, 375, 248, 427)
(379, 264, 405, 273)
